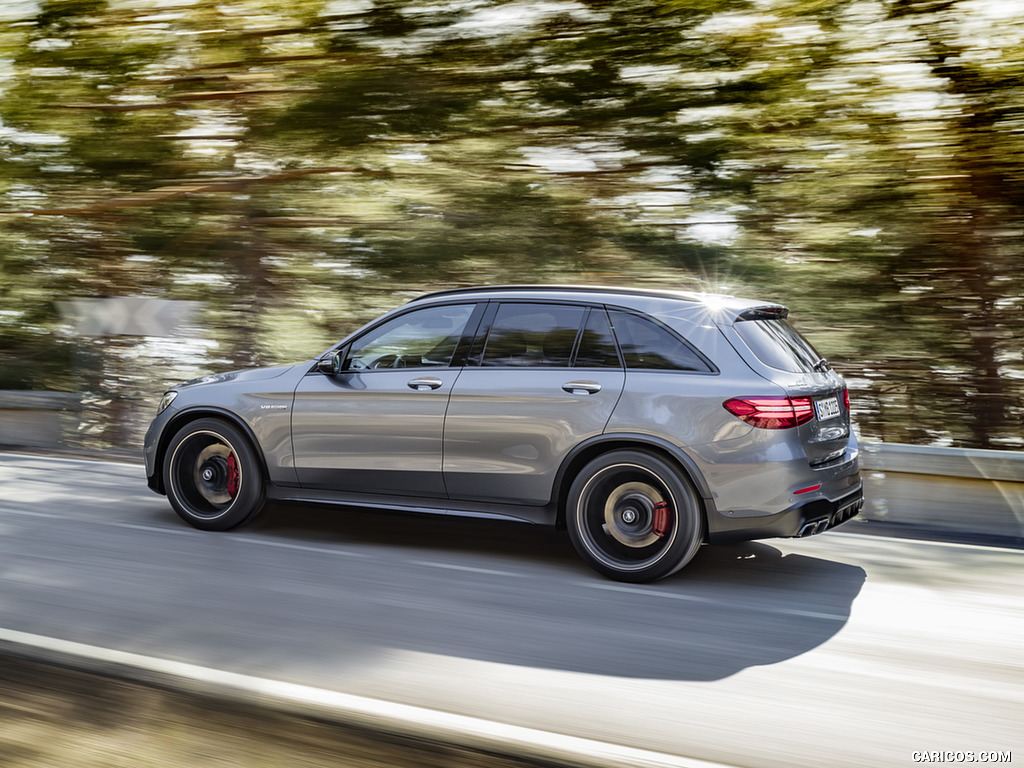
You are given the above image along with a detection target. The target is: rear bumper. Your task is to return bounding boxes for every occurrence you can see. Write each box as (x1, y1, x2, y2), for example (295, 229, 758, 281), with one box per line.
(707, 485, 864, 544)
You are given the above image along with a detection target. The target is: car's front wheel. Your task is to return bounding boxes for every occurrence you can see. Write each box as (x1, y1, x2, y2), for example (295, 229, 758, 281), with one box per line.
(163, 418, 265, 531)
(566, 450, 704, 583)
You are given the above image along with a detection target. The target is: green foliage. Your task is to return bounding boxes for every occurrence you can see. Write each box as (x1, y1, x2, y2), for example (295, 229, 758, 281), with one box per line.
(0, 0, 1022, 449)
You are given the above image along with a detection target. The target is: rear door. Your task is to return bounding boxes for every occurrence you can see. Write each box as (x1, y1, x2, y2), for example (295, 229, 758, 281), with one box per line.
(443, 303, 625, 505)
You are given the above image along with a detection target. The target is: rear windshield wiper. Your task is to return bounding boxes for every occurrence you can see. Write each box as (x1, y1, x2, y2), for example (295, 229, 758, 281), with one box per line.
(812, 357, 831, 372)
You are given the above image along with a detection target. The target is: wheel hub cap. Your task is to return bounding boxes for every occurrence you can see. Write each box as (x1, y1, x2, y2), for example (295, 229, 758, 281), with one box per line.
(603, 482, 663, 548)
(192, 444, 236, 506)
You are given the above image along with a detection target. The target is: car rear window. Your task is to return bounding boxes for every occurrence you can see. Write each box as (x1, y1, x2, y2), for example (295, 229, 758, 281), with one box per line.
(733, 319, 824, 373)
(608, 310, 712, 372)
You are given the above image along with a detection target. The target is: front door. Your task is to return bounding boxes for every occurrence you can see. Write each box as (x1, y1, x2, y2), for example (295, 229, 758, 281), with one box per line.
(292, 303, 476, 497)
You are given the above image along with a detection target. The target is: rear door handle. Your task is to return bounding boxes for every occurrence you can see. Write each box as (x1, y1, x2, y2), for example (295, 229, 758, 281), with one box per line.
(408, 377, 443, 391)
(562, 380, 602, 395)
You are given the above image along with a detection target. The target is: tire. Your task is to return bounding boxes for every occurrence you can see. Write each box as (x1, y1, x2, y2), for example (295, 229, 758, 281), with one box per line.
(163, 418, 265, 531)
(566, 449, 704, 583)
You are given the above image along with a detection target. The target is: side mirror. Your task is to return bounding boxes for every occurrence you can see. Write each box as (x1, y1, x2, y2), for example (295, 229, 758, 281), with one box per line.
(317, 350, 345, 375)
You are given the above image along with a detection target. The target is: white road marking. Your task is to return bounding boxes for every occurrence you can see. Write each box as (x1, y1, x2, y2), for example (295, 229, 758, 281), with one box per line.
(411, 560, 522, 577)
(233, 536, 369, 558)
(0, 506, 367, 556)
(117, 523, 196, 536)
(0, 508, 62, 519)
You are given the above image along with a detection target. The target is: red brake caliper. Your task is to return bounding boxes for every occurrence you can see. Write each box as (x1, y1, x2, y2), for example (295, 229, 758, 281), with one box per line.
(653, 501, 672, 538)
(226, 453, 239, 498)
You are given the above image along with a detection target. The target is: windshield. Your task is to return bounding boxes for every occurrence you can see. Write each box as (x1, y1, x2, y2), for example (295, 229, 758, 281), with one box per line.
(734, 319, 825, 373)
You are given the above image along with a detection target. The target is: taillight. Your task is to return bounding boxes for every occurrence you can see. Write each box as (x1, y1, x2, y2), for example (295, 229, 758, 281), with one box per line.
(723, 396, 814, 429)
(843, 388, 850, 411)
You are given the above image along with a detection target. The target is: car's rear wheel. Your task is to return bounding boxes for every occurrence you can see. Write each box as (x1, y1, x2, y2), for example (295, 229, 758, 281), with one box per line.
(566, 450, 703, 583)
(163, 418, 265, 531)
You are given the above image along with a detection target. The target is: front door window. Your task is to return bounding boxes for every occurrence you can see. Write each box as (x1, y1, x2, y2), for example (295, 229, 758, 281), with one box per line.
(348, 304, 475, 370)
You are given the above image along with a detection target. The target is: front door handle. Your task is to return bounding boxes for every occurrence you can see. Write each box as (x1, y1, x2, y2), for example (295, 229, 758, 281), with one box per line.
(562, 380, 602, 395)
(408, 376, 443, 391)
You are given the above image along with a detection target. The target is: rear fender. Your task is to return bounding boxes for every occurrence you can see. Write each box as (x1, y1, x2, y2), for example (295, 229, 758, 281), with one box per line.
(553, 434, 716, 529)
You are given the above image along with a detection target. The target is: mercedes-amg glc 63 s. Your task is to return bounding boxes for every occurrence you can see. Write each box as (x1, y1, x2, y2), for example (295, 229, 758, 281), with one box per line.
(145, 285, 862, 582)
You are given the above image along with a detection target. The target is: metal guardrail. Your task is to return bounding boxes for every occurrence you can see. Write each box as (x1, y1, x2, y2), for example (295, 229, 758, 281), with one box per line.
(860, 441, 1024, 483)
(0, 390, 81, 450)
(859, 440, 1024, 544)
(0, 390, 81, 411)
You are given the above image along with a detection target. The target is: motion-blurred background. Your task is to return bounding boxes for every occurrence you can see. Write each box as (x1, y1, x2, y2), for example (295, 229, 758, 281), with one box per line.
(1, 0, 1021, 453)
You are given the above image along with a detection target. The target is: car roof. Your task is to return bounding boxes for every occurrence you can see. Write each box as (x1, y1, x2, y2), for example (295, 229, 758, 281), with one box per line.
(406, 284, 787, 321)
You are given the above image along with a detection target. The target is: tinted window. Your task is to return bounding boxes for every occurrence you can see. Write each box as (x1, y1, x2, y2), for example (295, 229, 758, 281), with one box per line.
(608, 310, 711, 372)
(348, 304, 474, 369)
(574, 308, 621, 368)
(734, 319, 823, 373)
(482, 303, 585, 368)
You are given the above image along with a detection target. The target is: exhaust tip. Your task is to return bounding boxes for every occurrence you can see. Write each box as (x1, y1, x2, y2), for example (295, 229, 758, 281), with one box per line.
(797, 519, 829, 537)
(798, 520, 831, 536)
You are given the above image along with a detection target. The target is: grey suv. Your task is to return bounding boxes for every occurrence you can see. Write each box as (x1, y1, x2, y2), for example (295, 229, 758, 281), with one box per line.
(144, 285, 862, 582)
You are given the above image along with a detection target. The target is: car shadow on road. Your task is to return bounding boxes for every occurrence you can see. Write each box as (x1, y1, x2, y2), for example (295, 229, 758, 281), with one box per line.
(239, 502, 866, 682)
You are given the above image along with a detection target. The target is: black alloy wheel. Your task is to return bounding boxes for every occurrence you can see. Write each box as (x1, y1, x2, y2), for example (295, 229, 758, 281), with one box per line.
(567, 449, 704, 583)
(163, 418, 265, 531)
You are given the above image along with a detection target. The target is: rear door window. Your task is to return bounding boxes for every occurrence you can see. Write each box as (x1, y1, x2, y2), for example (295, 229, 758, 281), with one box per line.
(573, 308, 621, 368)
(481, 303, 586, 368)
(608, 310, 712, 372)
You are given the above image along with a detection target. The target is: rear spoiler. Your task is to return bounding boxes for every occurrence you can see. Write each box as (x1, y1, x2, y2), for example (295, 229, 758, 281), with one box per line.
(736, 305, 789, 321)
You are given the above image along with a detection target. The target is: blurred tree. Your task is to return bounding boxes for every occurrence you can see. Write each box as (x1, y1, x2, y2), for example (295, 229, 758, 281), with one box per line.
(676, 0, 1024, 447)
(0, 0, 1021, 448)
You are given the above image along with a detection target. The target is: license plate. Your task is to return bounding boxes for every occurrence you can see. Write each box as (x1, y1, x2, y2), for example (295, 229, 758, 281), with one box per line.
(814, 396, 841, 421)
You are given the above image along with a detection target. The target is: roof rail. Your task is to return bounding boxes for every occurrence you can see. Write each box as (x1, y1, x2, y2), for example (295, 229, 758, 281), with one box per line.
(409, 284, 708, 303)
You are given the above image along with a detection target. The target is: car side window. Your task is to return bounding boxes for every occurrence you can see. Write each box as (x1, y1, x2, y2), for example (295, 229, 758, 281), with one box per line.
(573, 308, 622, 368)
(608, 310, 712, 372)
(347, 304, 475, 370)
(481, 303, 585, 368)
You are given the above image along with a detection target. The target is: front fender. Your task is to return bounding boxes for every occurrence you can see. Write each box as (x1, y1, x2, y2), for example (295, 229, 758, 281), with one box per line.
(146, 406, 273, 495)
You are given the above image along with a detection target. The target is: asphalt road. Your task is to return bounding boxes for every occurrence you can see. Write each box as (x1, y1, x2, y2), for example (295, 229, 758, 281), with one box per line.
(0, 452, 1020, 768)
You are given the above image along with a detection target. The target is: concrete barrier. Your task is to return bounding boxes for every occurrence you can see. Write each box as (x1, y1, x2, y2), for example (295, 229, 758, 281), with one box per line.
(0, 627, 725, 768)
(860, 441, 1024, 482)
(859, 441, 1024, 543)
(0, 390, 81, 449)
